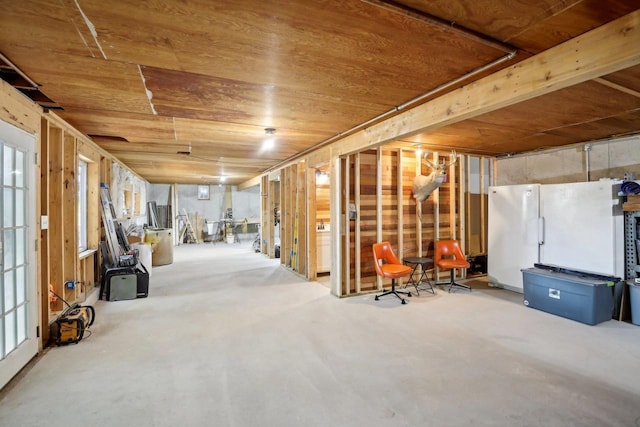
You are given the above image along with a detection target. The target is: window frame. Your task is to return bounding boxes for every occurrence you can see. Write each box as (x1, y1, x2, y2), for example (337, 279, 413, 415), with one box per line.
(77, 159, 88, 252)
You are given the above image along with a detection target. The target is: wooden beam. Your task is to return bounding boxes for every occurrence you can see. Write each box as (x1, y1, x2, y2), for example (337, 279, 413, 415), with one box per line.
(354, 153, 361, 294)
(433, 152, 440, 282)
(296, 161, 307, 275)
(238, 175, 261, 191)
(260, 175, 269, 255)
(464, 155, 471, 253)
(48, 126, 64, 312)
(266, 178, 277, 257)
(39, 117, 50, 343)
(593, 77, 640, 98)
(397, 149, 404, 261)
(344, 155, 350, 296)
(0, 79, 40, 134)
(376, 148, 383, 291)
(306, 167, 317, 280)
(281, 167, 291, 267)
(458, 157, 464, 244)
(63, 132, 77, 302)
(449, 156, 457, 241)
(334, 10, 640, 156)
(415, 150, 422, 257)
(329, 154, 342, 297)
(479, 157, 487, 254)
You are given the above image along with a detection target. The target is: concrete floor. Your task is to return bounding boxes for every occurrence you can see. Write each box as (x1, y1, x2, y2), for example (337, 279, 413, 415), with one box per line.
(1, 243, 640, 427)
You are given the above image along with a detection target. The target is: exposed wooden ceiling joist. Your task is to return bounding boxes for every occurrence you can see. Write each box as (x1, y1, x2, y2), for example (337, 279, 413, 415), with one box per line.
(332, 9, 640, 157)
(0, 1, 638, 184)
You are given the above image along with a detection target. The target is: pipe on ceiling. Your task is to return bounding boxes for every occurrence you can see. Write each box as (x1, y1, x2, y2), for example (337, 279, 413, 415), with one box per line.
(263, 49, 517, 174)
(360, 0, 517, 54)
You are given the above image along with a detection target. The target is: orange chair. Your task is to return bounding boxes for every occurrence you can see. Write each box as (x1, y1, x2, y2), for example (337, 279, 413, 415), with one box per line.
(435, 240, 471, 293)
(373, 242, 413, 304)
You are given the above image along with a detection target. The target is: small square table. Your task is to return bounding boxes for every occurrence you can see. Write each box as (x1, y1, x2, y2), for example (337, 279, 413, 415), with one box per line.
(403, 257, 436, 295)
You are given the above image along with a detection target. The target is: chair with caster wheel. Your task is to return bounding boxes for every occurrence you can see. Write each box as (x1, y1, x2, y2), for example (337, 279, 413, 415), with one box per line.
(372, 241, 413, 304)
(435, 239, 471, 293)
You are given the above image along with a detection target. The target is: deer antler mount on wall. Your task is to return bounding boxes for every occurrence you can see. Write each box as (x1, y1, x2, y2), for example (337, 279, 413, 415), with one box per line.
(412, 151, 458, 203)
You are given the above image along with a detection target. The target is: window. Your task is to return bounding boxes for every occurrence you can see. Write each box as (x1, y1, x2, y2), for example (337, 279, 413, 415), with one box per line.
(77, 159, 87, 252)
(198, 185, 209, 200)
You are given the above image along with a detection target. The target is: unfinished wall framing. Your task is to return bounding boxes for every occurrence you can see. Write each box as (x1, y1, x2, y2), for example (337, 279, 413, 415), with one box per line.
(258, 142, 492, 297)
(40, 115, 102, 324)
(273, 161, 309, 277)
(335, 148, 491, 296)
(39, 111, 145, 344)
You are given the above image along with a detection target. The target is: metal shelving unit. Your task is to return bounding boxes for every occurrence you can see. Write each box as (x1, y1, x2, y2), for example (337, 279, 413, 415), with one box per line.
(624, 211, 640, 279)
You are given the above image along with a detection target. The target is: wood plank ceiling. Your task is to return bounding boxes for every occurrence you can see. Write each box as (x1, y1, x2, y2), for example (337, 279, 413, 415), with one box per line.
(0, 0, 638, 184)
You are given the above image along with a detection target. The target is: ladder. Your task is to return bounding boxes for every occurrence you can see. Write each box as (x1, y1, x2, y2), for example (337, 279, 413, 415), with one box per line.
(178, 208, 198, 244)
(99, 183, 121, 266)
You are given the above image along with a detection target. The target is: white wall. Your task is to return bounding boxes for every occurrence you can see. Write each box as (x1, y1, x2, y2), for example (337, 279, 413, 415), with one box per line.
(110, 162, 147, 227)
(496, 135, 640, 185)
(148, 183, 260, 222)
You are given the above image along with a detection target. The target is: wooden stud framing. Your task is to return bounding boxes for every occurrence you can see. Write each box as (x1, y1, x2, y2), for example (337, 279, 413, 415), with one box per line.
(326, 147, 492, 297)
(397, 149, 404, 261)
(458, 156, 465, 242)
(432, 152, 441, 281)
(296, 161, 307, 275)
(306, 167, 317, 280)
(1, 82, 156, 352)
(464, 155, 472, 254)
(270, 178, 280, 258)
(344, 155, 351, 295)
(415, 150, 422, 257)
(48, 125, 64, 312)
(354, 153, 361, 294)
(448, 156, 457, 241)
(62, 133, 77, 301)
(281, 167, 289, 267)
(260, 175, 269, 256)
(375, 148, 383, 291)
(457, 156, 466, 281)
(39, 118, 51, 336)
(329, 154, 342, 297)
(280, 169, 287, 265)
(479, 157, 487, 254)
(278, 172, 284, 262)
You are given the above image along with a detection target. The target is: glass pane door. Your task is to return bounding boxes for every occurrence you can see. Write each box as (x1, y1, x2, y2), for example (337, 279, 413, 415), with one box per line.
(0, 120, 37, 389)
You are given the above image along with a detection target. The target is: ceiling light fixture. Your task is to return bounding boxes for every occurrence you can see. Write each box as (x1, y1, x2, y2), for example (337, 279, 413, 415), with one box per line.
(262, 127, 276, 151)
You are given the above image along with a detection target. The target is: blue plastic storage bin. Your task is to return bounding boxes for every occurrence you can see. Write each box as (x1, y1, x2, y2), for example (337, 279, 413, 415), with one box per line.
(629, 282, 640, 326)
(522, 265, 615, 325)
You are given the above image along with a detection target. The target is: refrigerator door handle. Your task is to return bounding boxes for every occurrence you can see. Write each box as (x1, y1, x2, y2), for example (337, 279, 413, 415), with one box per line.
(538, 217, 545, 245)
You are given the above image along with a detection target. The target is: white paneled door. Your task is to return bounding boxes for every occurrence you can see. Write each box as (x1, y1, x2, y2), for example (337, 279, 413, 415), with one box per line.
(0, 120, 37, 390)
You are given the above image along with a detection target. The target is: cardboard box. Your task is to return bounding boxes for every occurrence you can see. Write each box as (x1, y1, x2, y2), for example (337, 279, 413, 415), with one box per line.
(623, 194, 640, 211)
(627, 194, 640, 204)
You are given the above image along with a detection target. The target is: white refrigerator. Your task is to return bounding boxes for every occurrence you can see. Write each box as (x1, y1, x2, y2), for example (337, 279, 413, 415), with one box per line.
(488, 180, 624, 292)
